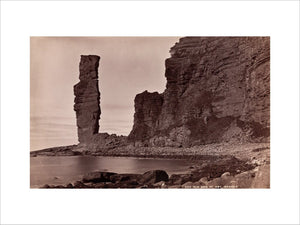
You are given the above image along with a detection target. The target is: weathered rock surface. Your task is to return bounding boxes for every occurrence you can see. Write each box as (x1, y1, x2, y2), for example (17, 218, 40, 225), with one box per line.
(89, 133, 127, 149)
(129, 37, 270, 147)
(74, 55, 101, 143)
(82, 171, 116, 183)
(140, 170, 169, 184)
(110, 173, 142, 183)
(72, 132, 128, 153)
(128, 91, 163, 143)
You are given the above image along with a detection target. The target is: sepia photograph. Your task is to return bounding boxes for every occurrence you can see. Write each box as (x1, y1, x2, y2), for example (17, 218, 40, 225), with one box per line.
(30, 36, 270, 189)
(1, 0, 299, 224)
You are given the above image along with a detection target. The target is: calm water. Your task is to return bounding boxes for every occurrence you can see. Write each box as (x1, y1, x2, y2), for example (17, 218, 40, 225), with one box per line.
(30, 115, 132, 151)
(30, 156, 194, 187)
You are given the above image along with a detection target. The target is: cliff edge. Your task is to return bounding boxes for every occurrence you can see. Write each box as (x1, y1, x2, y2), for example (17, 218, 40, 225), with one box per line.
(128, 37, 270, 147)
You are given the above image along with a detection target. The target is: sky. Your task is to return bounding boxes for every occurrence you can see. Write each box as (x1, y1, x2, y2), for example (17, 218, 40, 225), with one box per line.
(30, 37, 180, 151)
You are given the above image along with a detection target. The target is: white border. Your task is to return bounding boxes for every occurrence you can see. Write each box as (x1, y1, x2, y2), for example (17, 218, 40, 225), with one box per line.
(1, 1, 299, 224)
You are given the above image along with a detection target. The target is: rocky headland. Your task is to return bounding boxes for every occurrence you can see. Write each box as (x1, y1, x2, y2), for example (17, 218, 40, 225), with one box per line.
(31, 37, 270, 188)
(128, 37, 270, 147)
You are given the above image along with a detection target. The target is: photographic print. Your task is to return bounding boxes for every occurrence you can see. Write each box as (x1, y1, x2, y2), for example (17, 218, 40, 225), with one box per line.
(30, 36, 270, 189)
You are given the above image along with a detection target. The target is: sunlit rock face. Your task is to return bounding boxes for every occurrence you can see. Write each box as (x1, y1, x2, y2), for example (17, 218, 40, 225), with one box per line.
(74, 55, 101, 143)
(129, 37, 270, 147)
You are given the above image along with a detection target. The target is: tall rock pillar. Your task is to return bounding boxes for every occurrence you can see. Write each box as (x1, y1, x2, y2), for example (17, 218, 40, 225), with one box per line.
(74, 55, 101, 142)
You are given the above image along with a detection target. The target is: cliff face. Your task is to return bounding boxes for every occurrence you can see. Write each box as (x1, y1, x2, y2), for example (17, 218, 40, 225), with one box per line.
(128, 91, 163, 141)
(74, 55, 101, 143)
(129, 37, 270, 147)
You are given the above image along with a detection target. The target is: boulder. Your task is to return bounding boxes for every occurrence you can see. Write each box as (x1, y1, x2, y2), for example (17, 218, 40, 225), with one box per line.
(140, 170, 169, 184)
(168, 173, 202, 185)
(110, 174, 142, 183)
(82, 171, 116, 183)
(168, 174, 184, 185)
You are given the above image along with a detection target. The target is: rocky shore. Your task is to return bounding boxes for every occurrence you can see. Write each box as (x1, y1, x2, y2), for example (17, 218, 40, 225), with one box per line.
(30, 145, 79, 157)
(30, 142, 269, 159)
(33, 142, 270, 188)
(41, 155, 268, 189)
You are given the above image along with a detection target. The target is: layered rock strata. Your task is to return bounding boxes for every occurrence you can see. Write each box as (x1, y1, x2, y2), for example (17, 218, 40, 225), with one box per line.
(74, 55, 101, 142)
(128, 37, 270, 147)
(128, 91, 163, 141)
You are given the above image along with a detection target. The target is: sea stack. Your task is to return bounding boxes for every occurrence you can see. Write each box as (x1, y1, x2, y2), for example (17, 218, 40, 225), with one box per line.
(74, 55, 101, 143)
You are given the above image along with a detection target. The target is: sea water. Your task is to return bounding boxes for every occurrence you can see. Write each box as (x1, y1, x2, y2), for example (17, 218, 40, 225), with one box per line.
(30, 156, 193, 187)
